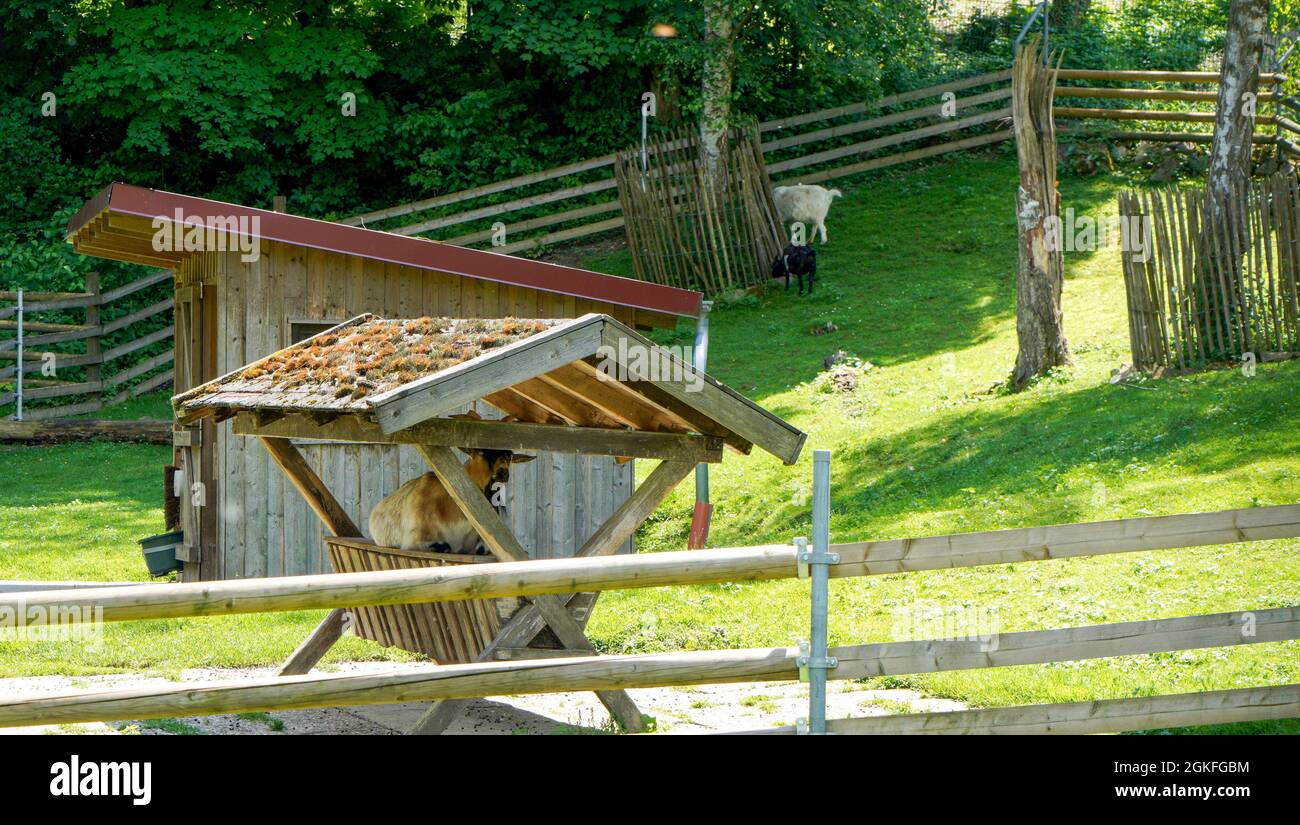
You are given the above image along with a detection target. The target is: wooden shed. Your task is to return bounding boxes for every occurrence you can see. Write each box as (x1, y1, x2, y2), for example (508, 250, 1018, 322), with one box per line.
(170, 311, 804, 733)
(66, 183, 702, 581)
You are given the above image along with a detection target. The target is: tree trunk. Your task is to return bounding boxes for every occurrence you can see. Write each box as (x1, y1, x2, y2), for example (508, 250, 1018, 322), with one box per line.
(1011, 37, 1072, 390)
(699, 0, 734, 179)
(1207, 0, 1270, 216)
(1198, 0, 1270, 355)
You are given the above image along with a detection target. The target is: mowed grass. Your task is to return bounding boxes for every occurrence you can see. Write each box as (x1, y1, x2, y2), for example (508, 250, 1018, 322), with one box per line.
(0, 422, 416, 677)
(2, 151, 1298, 732)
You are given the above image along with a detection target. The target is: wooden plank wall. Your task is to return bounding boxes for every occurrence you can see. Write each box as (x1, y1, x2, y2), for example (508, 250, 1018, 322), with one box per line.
(207, 241, 635, 579)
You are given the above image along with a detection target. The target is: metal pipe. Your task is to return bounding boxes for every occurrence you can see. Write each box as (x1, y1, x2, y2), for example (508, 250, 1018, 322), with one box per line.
(693, 300, 714, 505)
(14, 288, 22, 421)
(808, 449, 832, 733)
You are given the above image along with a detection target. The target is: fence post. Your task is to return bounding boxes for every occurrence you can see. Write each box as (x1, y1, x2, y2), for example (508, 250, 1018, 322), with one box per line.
(14, 288, 22, 421)
(796, 449, 838, 734)
(84, 271, 102, 411)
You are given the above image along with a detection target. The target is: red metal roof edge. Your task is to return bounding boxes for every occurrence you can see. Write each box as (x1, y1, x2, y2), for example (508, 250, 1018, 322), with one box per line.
(66, 183, 702, 319)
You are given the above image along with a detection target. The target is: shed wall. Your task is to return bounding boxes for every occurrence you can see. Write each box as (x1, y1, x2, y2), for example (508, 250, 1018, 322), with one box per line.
(184, 242, 636, 580)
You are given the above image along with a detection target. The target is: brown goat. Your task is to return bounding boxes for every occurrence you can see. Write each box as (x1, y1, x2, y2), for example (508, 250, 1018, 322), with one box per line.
(368, 450, 535, 554)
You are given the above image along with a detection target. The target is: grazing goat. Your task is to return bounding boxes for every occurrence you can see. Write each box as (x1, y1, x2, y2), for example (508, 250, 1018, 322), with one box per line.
(771, 244, 817, 294)
(368, 449, 535, 554)
(772, 184, 842, 244)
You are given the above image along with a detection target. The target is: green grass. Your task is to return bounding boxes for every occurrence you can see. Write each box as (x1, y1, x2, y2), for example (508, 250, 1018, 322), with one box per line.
(2, 150, 1298, 733)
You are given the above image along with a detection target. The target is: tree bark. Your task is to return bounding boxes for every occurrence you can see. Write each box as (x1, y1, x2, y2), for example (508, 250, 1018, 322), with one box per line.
(1207, 0, 1270, 217)
(699, 0, 735, 179)
(1011, 37, 1071, 390)
(1199, 0, 1270, 355)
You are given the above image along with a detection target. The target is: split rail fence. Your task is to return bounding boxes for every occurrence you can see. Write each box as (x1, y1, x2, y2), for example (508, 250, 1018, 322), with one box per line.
(0, 270, 174, 420)
(2, 452, 1299, 735)
(340, 68, 1289, 267)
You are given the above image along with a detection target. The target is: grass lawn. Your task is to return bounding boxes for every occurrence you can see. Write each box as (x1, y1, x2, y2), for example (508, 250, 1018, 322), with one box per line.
(2, 149, 1298, 731)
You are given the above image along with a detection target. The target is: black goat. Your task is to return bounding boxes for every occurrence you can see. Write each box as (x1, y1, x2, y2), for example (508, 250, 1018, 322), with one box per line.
(772, 245, 817, 295)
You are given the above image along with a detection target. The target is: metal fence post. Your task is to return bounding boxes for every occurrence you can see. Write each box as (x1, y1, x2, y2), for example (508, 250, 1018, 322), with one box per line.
(796, 449, 838, 734)
(14, 288, 22, 422)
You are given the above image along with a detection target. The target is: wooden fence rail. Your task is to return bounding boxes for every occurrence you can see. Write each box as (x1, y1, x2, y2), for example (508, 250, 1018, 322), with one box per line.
(0, 603, 1295, 729)
(7, 503, 1297, 627)
(341, 66, 1287, 283)
(0, 270, 175, 420)
(1, 497, 1298, 733)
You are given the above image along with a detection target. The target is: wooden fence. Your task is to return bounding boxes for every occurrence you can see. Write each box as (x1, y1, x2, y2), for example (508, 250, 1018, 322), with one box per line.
(1119, 173, 1300, 371)
(0, 270, 175, 420)
(2, 498, 1298, 733)
(613, 125, 785, 292)
(339, 68, 1288, 268)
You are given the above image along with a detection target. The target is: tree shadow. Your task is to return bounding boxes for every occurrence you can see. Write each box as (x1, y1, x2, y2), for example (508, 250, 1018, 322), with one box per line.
(825, 365, 1300, 536)
(695, 154, 1131, 400)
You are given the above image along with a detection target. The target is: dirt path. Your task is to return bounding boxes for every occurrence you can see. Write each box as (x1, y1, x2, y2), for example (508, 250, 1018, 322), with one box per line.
(0, 663, 966, 735)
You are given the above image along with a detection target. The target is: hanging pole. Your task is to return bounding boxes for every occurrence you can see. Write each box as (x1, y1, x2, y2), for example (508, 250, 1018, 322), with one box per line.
(14, 288, 23, 422)
(688, 300, 714, 549)
(1014, 2, 1049, 65)
(796, 449, 838, 734)
(640, 92, 656, 192)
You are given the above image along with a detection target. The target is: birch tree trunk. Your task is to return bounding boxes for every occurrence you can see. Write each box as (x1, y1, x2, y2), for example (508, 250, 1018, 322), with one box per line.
(1199, 0, 1269, 353)
(699, 0, 735, 180)
(1207, 0, 1269, 217)
(1011, 37, 1071, 390)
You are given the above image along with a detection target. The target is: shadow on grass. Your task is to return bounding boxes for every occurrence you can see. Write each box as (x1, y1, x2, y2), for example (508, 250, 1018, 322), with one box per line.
(642, 154, 1129, 400)
(827, 364, 1300, 534)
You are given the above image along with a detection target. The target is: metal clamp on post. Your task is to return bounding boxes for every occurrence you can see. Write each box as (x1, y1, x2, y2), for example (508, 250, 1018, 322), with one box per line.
(795, 638, 838, 683)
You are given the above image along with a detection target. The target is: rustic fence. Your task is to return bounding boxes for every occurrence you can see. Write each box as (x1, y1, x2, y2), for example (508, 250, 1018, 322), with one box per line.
(613, 125, 785, 293)
(1118, 174, 1300, 372)
(1, 451, 1297, 735)
(0, 270, 174, 420)
(340, 67, 1288, 280)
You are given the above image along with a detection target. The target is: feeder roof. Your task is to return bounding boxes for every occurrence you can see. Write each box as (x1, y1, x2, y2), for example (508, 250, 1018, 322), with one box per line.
(175, 313, 805, 464)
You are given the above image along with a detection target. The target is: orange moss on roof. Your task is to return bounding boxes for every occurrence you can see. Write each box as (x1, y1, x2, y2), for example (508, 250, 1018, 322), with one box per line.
(178, 317, 559, 410)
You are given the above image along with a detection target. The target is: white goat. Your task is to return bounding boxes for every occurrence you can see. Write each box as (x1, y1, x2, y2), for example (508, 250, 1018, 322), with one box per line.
(772, 184, 842, 244)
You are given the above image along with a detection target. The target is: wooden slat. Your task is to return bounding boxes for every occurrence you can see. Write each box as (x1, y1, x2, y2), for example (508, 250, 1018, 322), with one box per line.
(443, 200, 622, 247)
(768, 106, 1011, 174)
(1055, 69, 1285, 83)
(758, 69, 1012, 133)
(3, 615, 1295, 729)
(343, 154, 617, 227)
(761, 87, 1011, 152)
(831, 503, 1300, 576)
(391, 179, 618, 237)
(744, 684, 1300, 735)
(1057, 86, 1275, 103)
(779, 129, 1012, 186)
(1056, 106, 1276, 125)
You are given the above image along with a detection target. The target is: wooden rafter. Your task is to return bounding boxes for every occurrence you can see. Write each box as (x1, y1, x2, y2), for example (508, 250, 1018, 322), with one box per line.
(539, 364, 683, 432)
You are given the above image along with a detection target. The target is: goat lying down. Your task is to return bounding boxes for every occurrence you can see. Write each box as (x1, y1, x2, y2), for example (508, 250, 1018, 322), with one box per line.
(368, 449, 535, 554)
(772, 184, 842, 244)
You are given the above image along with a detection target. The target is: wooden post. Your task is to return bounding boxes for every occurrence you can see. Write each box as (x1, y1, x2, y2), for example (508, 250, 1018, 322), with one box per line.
(414, 444, 647, 733)
(83, 272, 102, 412)
(1010, 36, 1072, 389)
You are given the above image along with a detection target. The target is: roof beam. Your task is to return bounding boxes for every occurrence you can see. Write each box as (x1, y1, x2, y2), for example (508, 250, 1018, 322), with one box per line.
(232, 412, 724, 463)
(600, 318, 805, 464)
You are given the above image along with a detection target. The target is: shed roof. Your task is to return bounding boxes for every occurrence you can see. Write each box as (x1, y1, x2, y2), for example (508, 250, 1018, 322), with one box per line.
(66, 183, 702, 320)
(175, 313, 805, 464)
